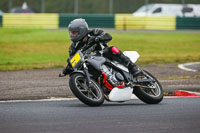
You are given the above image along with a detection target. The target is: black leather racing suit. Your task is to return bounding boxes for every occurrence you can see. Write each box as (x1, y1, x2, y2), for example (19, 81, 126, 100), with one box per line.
(69, 28, 111, 57)
(63, 28, 136, 75)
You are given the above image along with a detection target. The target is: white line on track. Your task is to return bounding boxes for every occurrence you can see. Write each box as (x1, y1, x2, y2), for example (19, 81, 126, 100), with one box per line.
(0, 98, 77, 103)
(178, 62, 200, 72)
(1, 94, 199, 103)
(0, 95, 139, 103)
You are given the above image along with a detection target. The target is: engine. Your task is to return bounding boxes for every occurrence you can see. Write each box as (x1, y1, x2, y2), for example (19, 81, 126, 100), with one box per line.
(101, 65, 125, 90)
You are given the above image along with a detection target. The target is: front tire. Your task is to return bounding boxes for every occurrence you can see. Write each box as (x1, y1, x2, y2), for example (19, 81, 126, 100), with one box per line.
(133, 70, 163, 104)
(69, 73, 104, 106)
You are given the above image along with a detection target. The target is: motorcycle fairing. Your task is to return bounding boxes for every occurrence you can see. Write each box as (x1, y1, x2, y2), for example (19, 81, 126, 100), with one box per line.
(108, 87, 133, 101)
(87, 56, 106, 70)
(69, 50, 84, 69)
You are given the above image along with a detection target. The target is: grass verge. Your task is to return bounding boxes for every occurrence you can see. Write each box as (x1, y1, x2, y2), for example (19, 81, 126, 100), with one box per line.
(0, 28, 200, 71)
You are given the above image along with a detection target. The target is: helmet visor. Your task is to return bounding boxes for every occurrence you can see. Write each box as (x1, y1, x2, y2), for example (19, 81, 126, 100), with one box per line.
(70, 31, 79, 38)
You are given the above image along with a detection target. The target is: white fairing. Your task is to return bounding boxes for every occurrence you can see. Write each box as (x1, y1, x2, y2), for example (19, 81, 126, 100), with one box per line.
(123, 51, 140, 63)
(108, 87, 133, 101)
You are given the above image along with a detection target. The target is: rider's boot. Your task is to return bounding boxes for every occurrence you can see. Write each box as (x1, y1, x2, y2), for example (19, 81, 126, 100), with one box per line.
(108, 46, 142, 77)
(117, 50, 142, 77)
(128, 62, 142, 77)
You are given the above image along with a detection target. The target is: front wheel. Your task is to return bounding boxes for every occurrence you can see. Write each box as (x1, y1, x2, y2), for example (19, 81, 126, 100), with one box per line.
(133, 70, 163, 104)
(69, 73, 104, 106)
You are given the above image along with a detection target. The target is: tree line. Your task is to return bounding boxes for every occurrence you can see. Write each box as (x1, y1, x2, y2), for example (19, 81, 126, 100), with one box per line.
(0, 0, 200, 14)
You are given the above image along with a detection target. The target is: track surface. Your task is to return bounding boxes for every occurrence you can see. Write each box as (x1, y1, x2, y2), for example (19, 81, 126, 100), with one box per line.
(0, 63, 200, 100)
(0, 97, 200, 133)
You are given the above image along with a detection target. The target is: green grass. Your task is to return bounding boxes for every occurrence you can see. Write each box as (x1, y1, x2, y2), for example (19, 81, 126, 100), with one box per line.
(0, 28, 200, 71)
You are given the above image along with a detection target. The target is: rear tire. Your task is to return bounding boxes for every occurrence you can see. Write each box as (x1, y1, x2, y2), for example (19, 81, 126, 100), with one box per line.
(133, 70, 163, 104)
(69, 73, 104, 106)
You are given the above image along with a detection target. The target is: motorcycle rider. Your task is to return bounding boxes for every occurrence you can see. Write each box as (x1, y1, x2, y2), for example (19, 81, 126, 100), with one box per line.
(61, 18, 141, 76)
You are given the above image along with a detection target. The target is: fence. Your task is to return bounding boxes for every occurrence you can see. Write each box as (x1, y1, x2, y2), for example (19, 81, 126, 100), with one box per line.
(176, 17, 200, 29)
(3, 13, 58, 29)
(115, 14, 176, 30)
(1, 13, 200, 30)
(59, 14, 114, 28)
(0, 15, 2, 27)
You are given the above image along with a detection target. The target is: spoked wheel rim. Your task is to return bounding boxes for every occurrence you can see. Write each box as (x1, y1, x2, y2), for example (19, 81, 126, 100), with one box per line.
(137, 74, 162, 98)
(74, 75, 103, 101)
(143, 81, 161, 97)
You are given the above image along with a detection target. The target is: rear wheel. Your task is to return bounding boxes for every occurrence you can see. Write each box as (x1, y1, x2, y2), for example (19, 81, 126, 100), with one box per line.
(133, 70, 163, 104)
(69, 73, 104, 106)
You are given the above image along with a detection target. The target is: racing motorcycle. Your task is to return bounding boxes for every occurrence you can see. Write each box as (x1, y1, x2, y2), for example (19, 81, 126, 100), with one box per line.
(60, 44, 163, 106)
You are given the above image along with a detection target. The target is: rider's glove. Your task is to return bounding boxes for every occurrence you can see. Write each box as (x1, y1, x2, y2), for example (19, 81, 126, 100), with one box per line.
(95, 36, 101, 43)
(62, 65, 73, 75)
(88, 36, 101, 45)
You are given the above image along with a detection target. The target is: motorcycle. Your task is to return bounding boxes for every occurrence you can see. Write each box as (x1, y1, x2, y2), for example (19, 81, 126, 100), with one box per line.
(60, 44, 163, 106)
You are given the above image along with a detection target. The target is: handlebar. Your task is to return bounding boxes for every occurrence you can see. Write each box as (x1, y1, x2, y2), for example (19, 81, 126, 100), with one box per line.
(81, 43, 98, 56)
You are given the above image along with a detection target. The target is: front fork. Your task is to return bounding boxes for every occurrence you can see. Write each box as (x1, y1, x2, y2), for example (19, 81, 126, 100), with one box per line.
(83, 63, 92, 87)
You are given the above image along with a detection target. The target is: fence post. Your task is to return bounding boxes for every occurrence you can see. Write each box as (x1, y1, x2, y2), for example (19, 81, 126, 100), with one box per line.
(109, 0, 113, 14)
(8, 0, 12, 12)
(74, 0, 79, 14)
(41, 0, 45, 13)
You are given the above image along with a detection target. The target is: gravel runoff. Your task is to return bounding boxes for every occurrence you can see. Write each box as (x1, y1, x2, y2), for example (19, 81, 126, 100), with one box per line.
(0, 63, 200, 100)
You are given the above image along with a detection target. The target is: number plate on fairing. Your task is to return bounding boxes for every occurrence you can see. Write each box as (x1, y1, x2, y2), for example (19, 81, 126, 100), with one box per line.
(69, 50, 84, 68)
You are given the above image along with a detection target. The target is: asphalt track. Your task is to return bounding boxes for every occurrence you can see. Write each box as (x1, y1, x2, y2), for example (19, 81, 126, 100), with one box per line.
(0, 97, 200, 133)
(0, 63, 200, 133)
